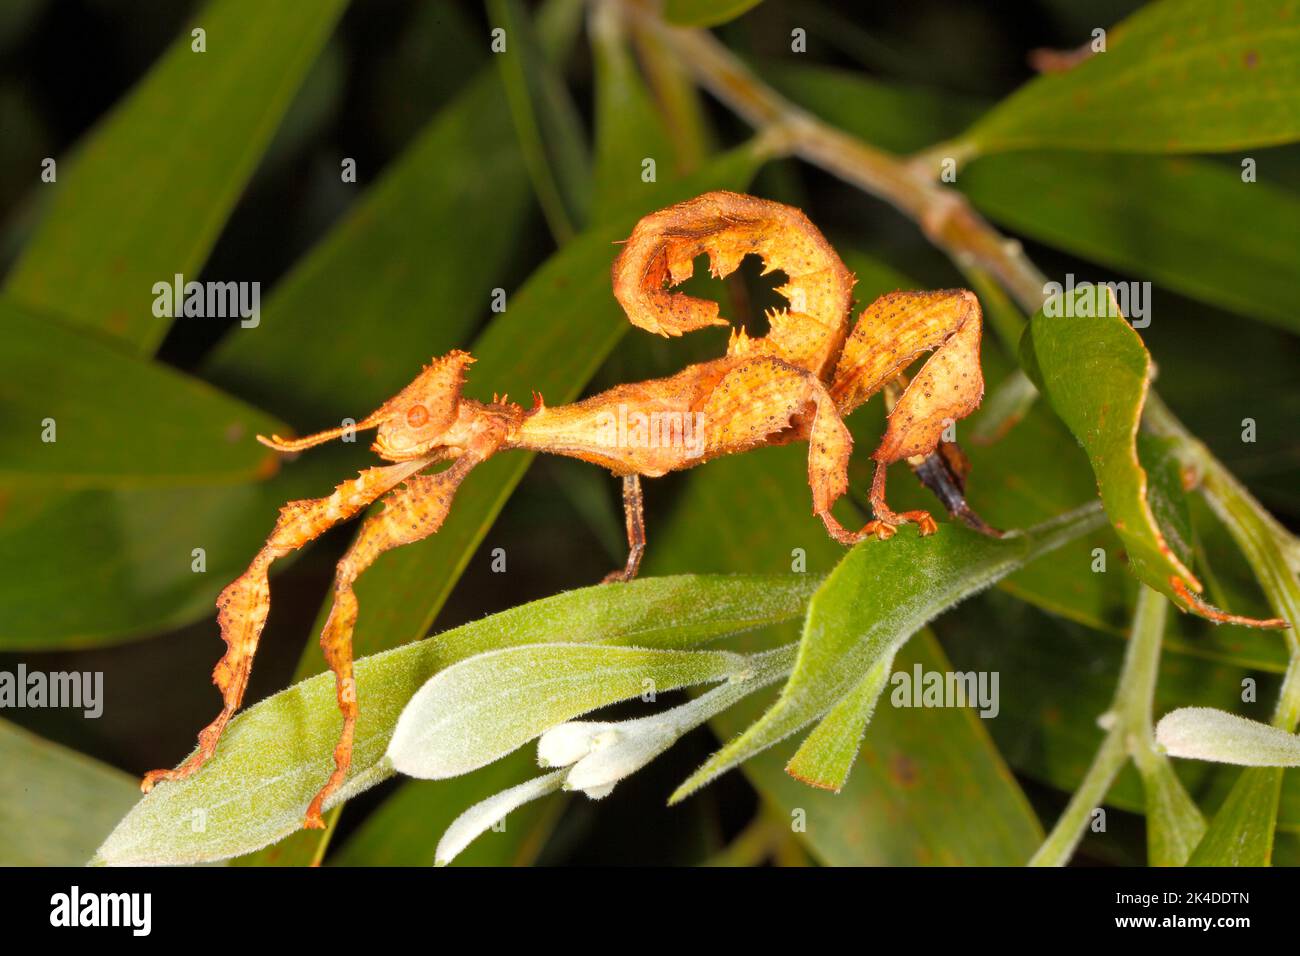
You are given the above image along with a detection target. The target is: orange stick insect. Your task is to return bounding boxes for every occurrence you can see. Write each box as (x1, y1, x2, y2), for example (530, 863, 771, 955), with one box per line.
(142, 192, 992, 827)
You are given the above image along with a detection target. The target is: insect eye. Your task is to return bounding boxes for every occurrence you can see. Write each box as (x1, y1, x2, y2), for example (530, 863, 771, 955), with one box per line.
(406, 404, 429, 428)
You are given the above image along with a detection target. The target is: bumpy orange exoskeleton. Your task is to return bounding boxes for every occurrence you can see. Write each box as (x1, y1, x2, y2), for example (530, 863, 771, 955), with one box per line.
(142, 191, 992, 828)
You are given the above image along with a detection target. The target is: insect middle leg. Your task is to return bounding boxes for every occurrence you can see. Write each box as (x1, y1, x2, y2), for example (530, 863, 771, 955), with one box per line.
(603, 474, 645, 583)
(303, 451, 483, 827)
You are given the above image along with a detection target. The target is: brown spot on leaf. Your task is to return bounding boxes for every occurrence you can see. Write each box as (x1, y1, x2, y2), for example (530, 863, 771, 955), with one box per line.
(889, 752, 920, 788)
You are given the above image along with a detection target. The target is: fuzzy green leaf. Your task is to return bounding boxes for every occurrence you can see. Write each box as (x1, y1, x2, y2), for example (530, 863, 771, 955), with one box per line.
(783, 652, 895, 792)
(1158, 707, 1300, 767)
(389, 644, 747, 780)
(92, 573, 813, 865)
(671, 505, 1105, 803)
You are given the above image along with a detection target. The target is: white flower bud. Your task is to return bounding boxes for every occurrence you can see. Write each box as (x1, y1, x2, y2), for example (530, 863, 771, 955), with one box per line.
(563, 718, 679, 793)
(536, 720, 613, 767)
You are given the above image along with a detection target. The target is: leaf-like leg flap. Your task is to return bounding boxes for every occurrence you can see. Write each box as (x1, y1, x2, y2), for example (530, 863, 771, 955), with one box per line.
(830, 289, 984, 424)
(873, 298, 983, 464)
(140, 457, 431, 794)
(303, 452, 484, 827)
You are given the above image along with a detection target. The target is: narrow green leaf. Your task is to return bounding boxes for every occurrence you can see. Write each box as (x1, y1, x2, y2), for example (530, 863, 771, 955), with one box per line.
(1020, 288, 1223, 617)
(962, 153, 1300, 336)
(1138, 756, 1207, 866)
(389, 643, 747, 780)
(671, 504, 1105, 803)
(0, 719, 139, 866)
(488, 0, 590, 242)
(590, 0, 676, 221)
(203, 71, 531, 424)
(772, 62, 1300, 363)
(664, 0, 763, 28)
(92, 573, 813, 864)
(1158, 707, 1300, 767)
(784, 651, 895, 792)
(5, 0, 349, 352)
(962, 0, 1300, 158)
(1187, 767, 1283, 866)
(0, 301, 283, 488)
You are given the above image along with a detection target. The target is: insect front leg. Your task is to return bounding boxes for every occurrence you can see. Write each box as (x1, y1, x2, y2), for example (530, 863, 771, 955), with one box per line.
(303, 450, 485, 828)
(141, 457, 432, 795)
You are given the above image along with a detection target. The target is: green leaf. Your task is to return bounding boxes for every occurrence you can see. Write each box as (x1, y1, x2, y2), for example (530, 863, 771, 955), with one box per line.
(389, 643, 748, 780)
(663, 0, 763, 28)
(487, 0, 590, 242)
(1158, 707, 1300, 766)
(651, 441, 1045, 863)
(671, 504, 1105, 803)
(961, 0, 1300, 158)
(0, 301, 283, 488)
(92, 573, 814, 864)
(961, 153, 1300, 336)
(1020, 288, 1209, 615)
(784, 651, 895, 792)
(590, 0, 676, 221)
(4, 0, 349, 352)
(1138, 756, 1207, 866)
(0, 720, 140, 866)
(1188, 767, 1283, 866)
